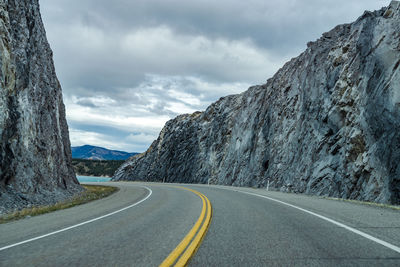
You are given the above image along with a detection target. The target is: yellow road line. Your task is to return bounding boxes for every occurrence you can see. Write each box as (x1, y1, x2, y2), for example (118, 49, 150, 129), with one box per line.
(175, 191, 212, 266)
(160, 191, 206, 266)
(159, 187, 212, 267)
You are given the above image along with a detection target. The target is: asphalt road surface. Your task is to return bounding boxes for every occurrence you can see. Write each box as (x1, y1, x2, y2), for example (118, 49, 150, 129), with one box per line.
(1, 182, 400, 266)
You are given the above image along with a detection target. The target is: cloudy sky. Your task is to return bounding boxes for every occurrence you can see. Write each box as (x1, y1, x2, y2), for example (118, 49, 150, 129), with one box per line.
(40, 0, 390, 152)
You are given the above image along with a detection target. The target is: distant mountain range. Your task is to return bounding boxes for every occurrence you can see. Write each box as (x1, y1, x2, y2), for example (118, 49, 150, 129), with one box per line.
(71, 145, 138, 160)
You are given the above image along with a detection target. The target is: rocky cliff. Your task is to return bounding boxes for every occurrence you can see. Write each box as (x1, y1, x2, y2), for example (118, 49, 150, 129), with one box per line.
(0, 0, 82, 214)
(114, 2, 400, 204)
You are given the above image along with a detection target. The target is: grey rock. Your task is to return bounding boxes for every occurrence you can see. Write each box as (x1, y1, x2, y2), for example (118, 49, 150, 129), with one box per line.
(114, 2, 400, 204)
(0, 0, 82, 214)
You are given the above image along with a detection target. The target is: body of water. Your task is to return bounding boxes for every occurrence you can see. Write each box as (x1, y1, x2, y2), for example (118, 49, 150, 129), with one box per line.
(77, 175, 112, 183)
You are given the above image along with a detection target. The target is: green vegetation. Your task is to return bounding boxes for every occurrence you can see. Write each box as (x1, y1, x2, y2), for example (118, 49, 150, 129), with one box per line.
(0, 185, 118, 224)
(72, 158, 125, 177)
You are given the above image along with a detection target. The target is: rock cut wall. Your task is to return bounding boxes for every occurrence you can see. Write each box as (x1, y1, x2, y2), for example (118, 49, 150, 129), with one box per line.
(0, 0, 82, 213)
(114, 2, 400, 204)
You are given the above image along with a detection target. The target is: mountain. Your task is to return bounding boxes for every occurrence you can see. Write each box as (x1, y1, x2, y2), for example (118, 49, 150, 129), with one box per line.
(71, 145, 138, 160)
(0, 0, 82, 214)
(71, 159, 125, 177)
(114, 2, 400, 204)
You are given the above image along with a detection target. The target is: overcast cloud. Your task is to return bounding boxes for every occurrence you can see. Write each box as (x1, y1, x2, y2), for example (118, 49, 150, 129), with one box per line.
(40, 0, 390, 152)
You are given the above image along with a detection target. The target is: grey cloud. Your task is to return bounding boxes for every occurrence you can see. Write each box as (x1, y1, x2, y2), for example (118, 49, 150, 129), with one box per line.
(41, 0, 389, 55)
(69, 74, 244, 123)
(40, 0, 391, 151)
(75, 98, 99, 108)
(43, 0, 390, 99)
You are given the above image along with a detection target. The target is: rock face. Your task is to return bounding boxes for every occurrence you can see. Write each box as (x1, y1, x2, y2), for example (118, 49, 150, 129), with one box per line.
(0, 0, 82, 214)
(114, 2, 400, 204)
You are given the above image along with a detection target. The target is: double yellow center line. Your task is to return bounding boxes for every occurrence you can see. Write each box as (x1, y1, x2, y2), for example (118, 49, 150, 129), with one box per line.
(160, 187, 212, 267)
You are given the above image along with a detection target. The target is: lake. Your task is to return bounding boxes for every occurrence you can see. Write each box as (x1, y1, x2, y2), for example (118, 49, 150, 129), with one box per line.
(77, 175, 112, 183)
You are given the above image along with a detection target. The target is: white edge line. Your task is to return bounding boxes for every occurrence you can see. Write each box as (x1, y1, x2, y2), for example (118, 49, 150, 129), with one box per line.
(221, 187, 400, 254)
(0, 186, 152, 252)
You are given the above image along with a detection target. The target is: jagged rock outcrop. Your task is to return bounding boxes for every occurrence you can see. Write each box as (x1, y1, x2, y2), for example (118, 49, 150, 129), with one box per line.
(114, 2, 400, 204)
(0, 0, 82, 214)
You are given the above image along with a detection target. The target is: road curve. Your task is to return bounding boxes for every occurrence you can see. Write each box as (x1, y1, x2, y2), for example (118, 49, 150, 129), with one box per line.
(0, 182, 204, 266)
(1, 182, 400, 266)
(186, 184, 400, 266)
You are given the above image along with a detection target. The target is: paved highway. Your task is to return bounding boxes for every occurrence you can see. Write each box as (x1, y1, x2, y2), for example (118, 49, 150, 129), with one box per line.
(0, 183, 203, 266)
(190, 185, 400, 266)
(1, 182, 400, 266)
